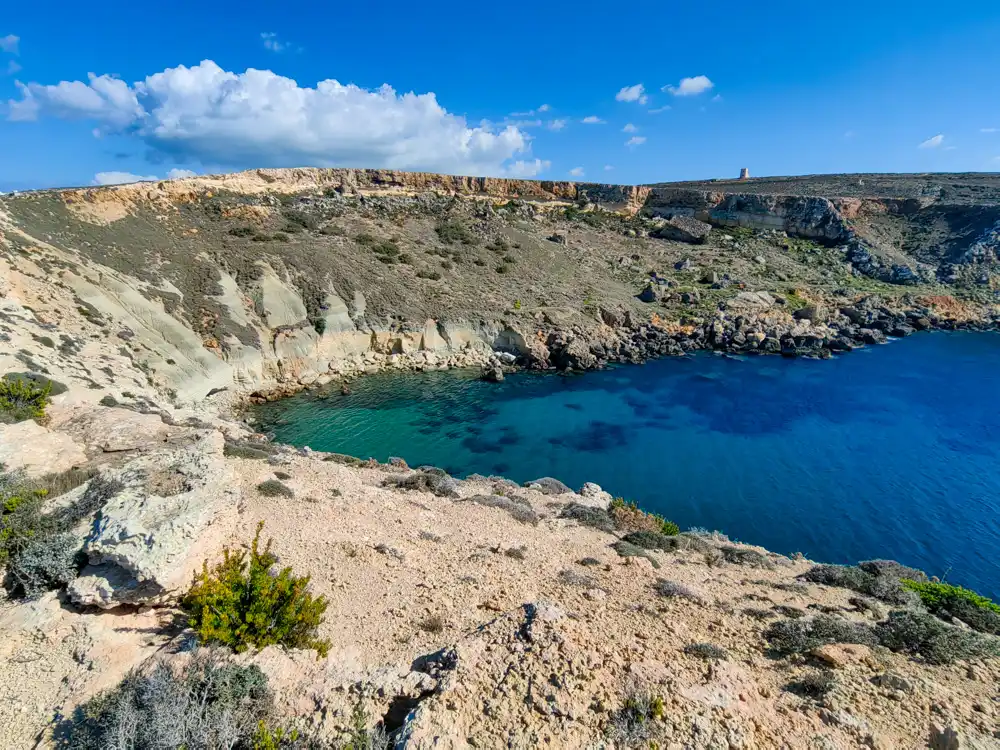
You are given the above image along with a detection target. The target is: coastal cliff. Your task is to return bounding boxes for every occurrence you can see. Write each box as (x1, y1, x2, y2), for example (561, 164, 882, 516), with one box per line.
(1, 169, 1000, 747)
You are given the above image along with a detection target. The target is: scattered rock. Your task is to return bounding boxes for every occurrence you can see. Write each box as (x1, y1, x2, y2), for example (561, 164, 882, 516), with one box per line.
(811, 643, 874, 669)
(653, 216, 712, 244)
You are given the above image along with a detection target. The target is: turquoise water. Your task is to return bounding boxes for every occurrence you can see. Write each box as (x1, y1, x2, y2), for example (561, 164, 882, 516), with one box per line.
(255, 332, 1000, 599)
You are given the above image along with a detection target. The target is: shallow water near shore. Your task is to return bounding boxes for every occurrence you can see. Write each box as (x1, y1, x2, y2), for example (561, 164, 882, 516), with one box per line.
(255, 332, 1000, 599)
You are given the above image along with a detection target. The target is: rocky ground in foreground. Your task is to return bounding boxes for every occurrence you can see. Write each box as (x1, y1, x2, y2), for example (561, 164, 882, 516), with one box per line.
(1, 168, 999, 748)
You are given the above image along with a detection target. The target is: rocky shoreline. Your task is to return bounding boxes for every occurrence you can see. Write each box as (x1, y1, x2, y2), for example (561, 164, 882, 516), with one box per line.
(244, 293, 999, 407)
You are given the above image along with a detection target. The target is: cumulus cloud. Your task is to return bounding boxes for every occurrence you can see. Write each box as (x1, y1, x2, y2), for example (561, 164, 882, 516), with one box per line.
(167, 168, 198, 179)
(7, 60, 537, 176)
(0, 34, 18, 54)
(581, 115, 605, 124)
(568, 167, 584, 177)
(505, 158, 550, 178)
(648, 105, 670, 114)
(663, 75, 714, 96)
(603, 164, 614, 171)
(4, 60, 20, 76)
(615, 84, 647, 105)
(622, 123, 637, 133)
(547, 119, 567, 131)
(918, 134, 945, 149)
(625, 136, 646, 147)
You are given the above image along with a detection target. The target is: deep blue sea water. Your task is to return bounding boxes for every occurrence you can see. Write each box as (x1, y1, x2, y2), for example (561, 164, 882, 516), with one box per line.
(255, 332, 1000, 600)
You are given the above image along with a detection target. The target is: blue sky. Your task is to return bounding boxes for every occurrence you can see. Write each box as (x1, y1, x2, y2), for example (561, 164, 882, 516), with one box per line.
(2, 1, 1000, 191)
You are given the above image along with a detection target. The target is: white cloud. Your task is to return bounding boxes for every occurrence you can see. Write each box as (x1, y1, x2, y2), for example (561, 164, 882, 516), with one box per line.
(0, 34, 18, 54)
(505, 158, 550, 178)
(603, 164, 614, 171)
(944, 145, 958, 151)
(92, 171, 160, 185)
(711, 94, 723, 102)
(4, 60, 20, 75)
(8, 60, 538, 176)
(568, 167, 584, 177)
(8, 73, 143, 127)
(260, 32, 288, 53)
(547, 119, 567, 131)
(648, 105, 670, 114)
(622, 123, 637, 133)
(92, 167, 200, 185)
(918, 134, 945, 149)
(982, 128, 998, 133)
(511, 104, 551, 116)
(615, 84, 647, 105)
(663, 75, 714, 97)
(581, 115, 605, 124)
(625, 136, 646, 147)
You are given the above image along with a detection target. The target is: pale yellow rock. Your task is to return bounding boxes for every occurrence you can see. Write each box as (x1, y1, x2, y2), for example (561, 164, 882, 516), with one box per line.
(0, 419, 87, 476)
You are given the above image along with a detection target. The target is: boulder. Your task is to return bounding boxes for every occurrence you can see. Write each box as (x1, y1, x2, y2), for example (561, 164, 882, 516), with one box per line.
(654, 216, 712, 244)
(637, 283, 662, 303)
(577, 482, 613, 509)
(793, 305, 827, 322)
(68, 431, 238, 609)
(0, 420, 87, 477)
(524, 477, 573, 495)
(60, 406, 175, 453)
(726, 291, 775, 311)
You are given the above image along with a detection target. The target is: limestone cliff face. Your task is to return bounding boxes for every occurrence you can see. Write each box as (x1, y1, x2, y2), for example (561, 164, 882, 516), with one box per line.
(53, 167, 652, 217)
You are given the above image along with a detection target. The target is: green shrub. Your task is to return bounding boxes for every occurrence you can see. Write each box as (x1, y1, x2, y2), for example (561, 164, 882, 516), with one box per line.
(272, 232, 290, 243)
(901, 580, 1000, 634)
(786, 671, 836, 699)
(416, 269, 442, 280)
(0, 470, 50, 565)
(611, 541, 660, 569)
(63, 650, 276, 750)
(257, 480, 294, 498)
(435, 219, 477, 245)
(181, 521, 331, 656)
(875, 609, 1000, 664)
(559, 502, 614, 532)
(800, 563, 919, 605)
(620, 530, 676, 550)
(495, 263, 511, 274)
(224, 442, 271, 460)
(0, 375, 52, 423)
(765, 614, 878, 656)
(228, 226, 256, 237)
(355, 231, 377, 246)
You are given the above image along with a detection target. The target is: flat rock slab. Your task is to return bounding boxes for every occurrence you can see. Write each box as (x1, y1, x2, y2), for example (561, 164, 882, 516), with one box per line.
(62, 406, 175, 452)
(0, 419, 87, 477)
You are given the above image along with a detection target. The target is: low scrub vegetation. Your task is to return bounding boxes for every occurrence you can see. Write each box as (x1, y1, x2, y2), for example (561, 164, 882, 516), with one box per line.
(609, 497, 679, 536)
(257, 479, 294, 498)
(1, 470, 123, 598)
(765, 610, 1000, 665)
(0, 375, 52, 423)
(901, 580, 1000, 635)
(181, 521, 331, 656)
(606, 687, 665, 747)
(61, 650, 277, 750)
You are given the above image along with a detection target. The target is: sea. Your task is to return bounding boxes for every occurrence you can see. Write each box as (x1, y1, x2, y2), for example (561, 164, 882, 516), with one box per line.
(254, 332, 1000, 599)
